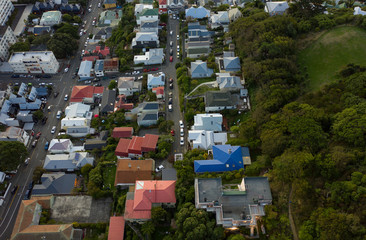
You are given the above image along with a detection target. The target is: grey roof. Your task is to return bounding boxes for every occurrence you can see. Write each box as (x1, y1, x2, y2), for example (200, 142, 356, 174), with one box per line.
(84, 139, 107, 150)
(48, 139, 71, 151)
(66, 127, 89, 134)
(100, 89, 116, 113)
(99, 130, 109, 140)
(265, 1, 289, 14)
(32, 172, 76, 195)
(43, 152, 94, 171)
(191, 60, 208, 74)
(205, 91, 238, 107)
(140, 20, 159, 28)
(95, 60, 104, 71)
(188, 48, 210, 55)
(142, 102, 159, 110)
(141, 112, 158, 121)
(223, 57, 240, 71)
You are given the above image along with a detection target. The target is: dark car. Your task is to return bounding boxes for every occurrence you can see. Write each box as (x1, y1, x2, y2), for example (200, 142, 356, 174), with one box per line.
(23, 190, 31, 200)
(11, 185, 18, 194)
(11, 74, 20, 78)
(94, 83, 102, 86)
(170, 49, 173, 56)
(54, 91, 59, 97)
(35, 74, 42, 78)
(169, 83, 173, 89)
(42, 117, 48, 124)
(169, 78, 173, 83)
(42, 75, 51, 78)
(28, 181, 34, 190)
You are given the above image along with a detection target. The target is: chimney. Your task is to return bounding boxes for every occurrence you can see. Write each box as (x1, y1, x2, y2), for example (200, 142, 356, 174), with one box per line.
(228, 148, 232, 154)
(137, 166, 140, 170)
(128, 163, 131, 168)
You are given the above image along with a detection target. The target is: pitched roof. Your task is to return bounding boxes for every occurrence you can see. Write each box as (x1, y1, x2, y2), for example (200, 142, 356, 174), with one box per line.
(108, 216, 125, 240)
(194, 145, 247, 172)
(115, 138, 131, 157)
(114, 159, 154, 185)
(265, 1, 289, 14)
(84, 139, 107, 150)
(141, 134, 159, 152)
(101, 89, 116, 113)
(115, 134, 159, 156)
(70, 86, 104, 102)
(223, 57, 240, 71)
(48, 139, 72, 152)
(82, 55, 99, 62)
(185, 6, 210, 19)
(205, 91, 237, 108)
(112, 127, 134, 138)
(32, 173, 76, 195)
(191, 60, 208, 74)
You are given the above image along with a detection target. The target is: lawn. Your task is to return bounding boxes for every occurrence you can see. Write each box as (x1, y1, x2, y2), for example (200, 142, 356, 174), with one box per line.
(102, 164, 116, 191)
(297, 26, 366, 91)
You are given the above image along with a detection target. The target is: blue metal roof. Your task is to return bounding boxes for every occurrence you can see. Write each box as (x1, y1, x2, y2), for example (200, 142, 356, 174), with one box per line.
(194, 144, 245, 173)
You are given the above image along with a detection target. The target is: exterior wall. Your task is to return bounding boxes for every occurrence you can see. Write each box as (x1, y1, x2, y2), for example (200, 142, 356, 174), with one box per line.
(137, 15, 159, 25)
(205, 105, 236, 112)
(132, 41, 158, 49)
(0, 26, 16, 62)
(0, 0, 14, 26)
(137, 119, 157, 126)
(9, 51, 59, 74)
(118, 87, 139, 97)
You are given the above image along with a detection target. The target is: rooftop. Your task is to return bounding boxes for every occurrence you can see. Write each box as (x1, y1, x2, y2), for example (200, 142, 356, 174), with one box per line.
(114, 159, 154, 186)
(9, 51, 55, 63)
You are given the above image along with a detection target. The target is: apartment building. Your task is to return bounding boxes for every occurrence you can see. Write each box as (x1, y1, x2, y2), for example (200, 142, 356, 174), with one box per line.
(0, 26, 16, 62)
(8, 51, 59, 74)
(0, 0, 14, 26)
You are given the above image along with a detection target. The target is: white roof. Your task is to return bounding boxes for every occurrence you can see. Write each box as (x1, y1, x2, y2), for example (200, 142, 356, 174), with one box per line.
(40, 11, 62, 22)
(211, 11, 229, 23)
(61, 117, 88, 127)
(9, 51, 55, 63)
(192, 113, 223, 131)
(188, 130, 227, 149)
(135, 32, 158, 41)
(265, 1, 289, 13)
(78, 61, 93, 75)
(65, 103, 91, 118)
(354, 6, 366, 15)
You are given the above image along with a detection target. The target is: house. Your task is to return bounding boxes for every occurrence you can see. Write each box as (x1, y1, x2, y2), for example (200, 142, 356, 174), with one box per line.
(216, 73, 243, 89)
(43, 152, 95, 171)
(147, 72, 165, 89)
(187, 47, 210, 59)
(190, 60, 213, 78)
(32, 1, 55, 14)
(32, 172, 77, 195)
(115, 134, 159, 158)
(137, 112, 159, 126)
(194, 144, 249, 172)
(159, 0, 168, 13)
(217, 52, 241, 72)
(117, 77, 142, 97)
(205, 90, 238, 112)
(100, 89, 116, 115)
(104, 58, 119, 72)
(93, 45, 110, 57)
(94, 27, 113, 41)
(140, 20, 159, 34)
(264, 1, 289, 16)
(134, 48, 164, 65)
(152, 86, 164, 99)
(168, 0, 185, 7)
(108, 216, 125, 240)
(210, 11, 229, 29)
(188, 130, 227, 150)
(78, 60, 93, 80)
(114, 95, 134, 111)
(132, 32, 159, 49)
(70, 85, 104, 103)
(98, 10, 123, 27)
(0, 126, 29, 146)
(10, 196, 82, 240)
(94, 60, 104, 77)
(114, 159, 154, 186)
(192, 113, 223, 131)
(354, 6, 366, 15)
(136, 8, 159, 25)
(228, 8, 242, 22)
(84, 139, 107, 150)
(0, 0, 14, 26)
(194, 177, 272, 234)
(185, 7, 210, 19)
(104, 0, 117, 9)
(0, 26, 16, 62)
(112, 127, 134, 138)
(48, 139, 76, 154)
(40, 11, 62, 26)
(124, 180, 176, 223)
(65, 102, 92, 118)
(61, 117, 91, 137)
(8, 51, 59, 74)
(82, 55, 99, 62)
(134, 4, 153, 16)
(126, 102, 159, 121)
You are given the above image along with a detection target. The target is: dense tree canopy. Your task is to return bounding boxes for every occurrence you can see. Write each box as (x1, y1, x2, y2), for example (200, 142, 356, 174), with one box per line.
(0, 141, 28, 171)
(47, 33, 78, 58)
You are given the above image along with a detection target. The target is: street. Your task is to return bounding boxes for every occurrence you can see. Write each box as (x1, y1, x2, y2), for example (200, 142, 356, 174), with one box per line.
(0, 2, 103, 238)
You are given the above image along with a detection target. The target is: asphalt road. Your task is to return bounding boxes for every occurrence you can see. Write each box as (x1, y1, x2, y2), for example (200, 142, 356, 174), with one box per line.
(0, 2, 103, 238)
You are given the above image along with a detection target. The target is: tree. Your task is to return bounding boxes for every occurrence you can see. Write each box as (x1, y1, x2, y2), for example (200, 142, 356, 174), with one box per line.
(0, 141, 28, 171)
(28, 13, 38, 22)
(160, 13, 168, 23)
(287, 0, 325, 19)
(62, 13, 73, 22)
(81, 164, 93, 179)
(151, 206, 167, 223)
(9, 41, 30, 53)
(56, 23, 79, 39)
(47, 33, 78, 58)
(141, 221, 155, 238)
(89, 166, 103, 187)
(108, 80, 117, 90)
(33, 110, 44, 121)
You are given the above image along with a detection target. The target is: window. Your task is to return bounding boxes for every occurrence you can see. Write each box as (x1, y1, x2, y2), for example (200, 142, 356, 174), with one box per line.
(226, 164, 229, 168)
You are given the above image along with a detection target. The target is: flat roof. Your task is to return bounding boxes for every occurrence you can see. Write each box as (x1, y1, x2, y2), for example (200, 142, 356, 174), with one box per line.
(9, 51, 54, 63)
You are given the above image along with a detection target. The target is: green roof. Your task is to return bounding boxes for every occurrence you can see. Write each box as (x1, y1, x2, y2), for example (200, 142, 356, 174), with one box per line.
(137, 8, 159, 19)
(140, 0, 153, 3)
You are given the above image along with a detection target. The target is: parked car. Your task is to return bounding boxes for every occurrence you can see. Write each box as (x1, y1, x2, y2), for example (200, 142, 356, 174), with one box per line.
(42, 117, 48, 124)
(155, 165, 164, 173)
(170, 41, 173, 47)
(35, 132, 41, 139)
(88, 8, 91, 12)
(54, 91, 59, 97)
(31, 140, 38, 148)
(64, 94, 68, 101)
(179, 120, 184, 128)
(98, 2, 101, 7)
(170, 49, 173, 55)
(168, 97, 173, 104)
(143, 69, 150, 72)
(23, 190, 31, 200)
(170, 129, 175, 136)
(169, 78, 173, 83)
(24, 157, 30, 165)
(44, 141, 49, 150)
(28, 181, 34, 190)
(177, 35, 180, 40)
(180, 137, 184, 146)
(169, 83, 173, 89)
(170, 56, 173, 62)
(180, 128, 184, 136)
(170, 30, 173, 35)
(11, 185, 18, 194)
(11, 74, 19, 78)
(51, 126, 56, 134)
(169, 92, 173, 97)
(168, 104, 173, 112)
(42, 74, 51, 78)
(94, 83, 102, 86)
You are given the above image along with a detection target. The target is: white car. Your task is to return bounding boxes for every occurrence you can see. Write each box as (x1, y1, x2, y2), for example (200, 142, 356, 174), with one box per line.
(180, 137, 184, 146)
(177, 45, 180, 51)
(84, 41, 88, 47)
(168, 104, 173, 112)
(92, 20, 95, 26)
(179, 120, 184, 128)
(170, 30, 173, 35)
(82, 50, 85, 55)
(51, 126, 56, 134)
(177, 35, 179, 40)
(98, 2, 101, 7)
(24, 158, 30, 165)
(180, 128, 184, 136)
(88, 8, 91, 12)
(64, 94, 68, 101)
(64, 67, 69, 73)
(155, 165, 164, 172)
(79, 31, 83, 36)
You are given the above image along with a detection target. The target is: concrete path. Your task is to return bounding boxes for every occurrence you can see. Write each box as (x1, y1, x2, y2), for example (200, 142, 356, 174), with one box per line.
(185, 81, 216, 98)
(13, 4, 33, 36)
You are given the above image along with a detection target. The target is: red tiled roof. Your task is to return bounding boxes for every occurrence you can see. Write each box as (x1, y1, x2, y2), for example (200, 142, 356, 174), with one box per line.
(112, 127, 133, 138)
(128, 136, 144, 155)
(108, 216, 125, 240)
(159, 0, 167, 5)
(152, 86, 164, 96)
(115, 138, 131, 157)
(115, 95, 134, 111)
(94, 46, 110, 57)
(70, 86, 104, 102)
(82, 56, 99, 62)
(104, 58, 119, 71)
(124, 199, 151, 220)
(141, 134, 159, 152)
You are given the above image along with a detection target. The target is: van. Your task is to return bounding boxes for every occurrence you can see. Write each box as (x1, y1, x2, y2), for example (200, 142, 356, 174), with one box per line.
(56, 111, 62, 119)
